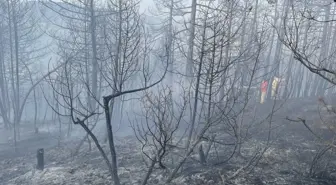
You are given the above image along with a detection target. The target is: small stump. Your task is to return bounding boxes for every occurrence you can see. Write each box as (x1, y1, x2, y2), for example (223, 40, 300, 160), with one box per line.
(36, 148, 44, 170)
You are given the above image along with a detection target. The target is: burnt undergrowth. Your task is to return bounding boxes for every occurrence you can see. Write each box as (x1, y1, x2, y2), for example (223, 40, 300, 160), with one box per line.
(2, 98, 336, 185)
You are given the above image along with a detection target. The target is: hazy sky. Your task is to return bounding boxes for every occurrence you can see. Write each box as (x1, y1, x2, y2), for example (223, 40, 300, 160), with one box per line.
(50, 0, 155, 14)
(139, 0, 154, 14)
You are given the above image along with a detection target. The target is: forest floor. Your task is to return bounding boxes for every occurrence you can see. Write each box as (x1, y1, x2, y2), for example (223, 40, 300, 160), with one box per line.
(1, 97, 336, 185)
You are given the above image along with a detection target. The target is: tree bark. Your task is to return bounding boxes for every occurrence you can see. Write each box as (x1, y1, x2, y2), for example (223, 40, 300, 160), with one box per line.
(104, 97, 121, 185)
(76, 119, 114, 176)
(186, 0, 197, 77)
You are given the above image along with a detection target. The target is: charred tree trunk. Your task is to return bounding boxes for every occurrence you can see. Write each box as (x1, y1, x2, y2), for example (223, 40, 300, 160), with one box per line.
(104, 97, 121, 185)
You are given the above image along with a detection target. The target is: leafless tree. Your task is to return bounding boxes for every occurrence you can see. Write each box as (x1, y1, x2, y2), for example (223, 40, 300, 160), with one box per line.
(280, 0, 336, 95)
(154, 0, 275, 182)
(41, 0, 108, 151)
(131, 85, 187, 185)
(0, 0, 54, 149)
(43, 59, 114, 175)
(45, 20, 169, 185)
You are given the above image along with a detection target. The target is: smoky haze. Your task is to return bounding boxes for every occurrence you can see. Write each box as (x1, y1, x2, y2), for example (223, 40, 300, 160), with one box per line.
(1, 0, 336, 185)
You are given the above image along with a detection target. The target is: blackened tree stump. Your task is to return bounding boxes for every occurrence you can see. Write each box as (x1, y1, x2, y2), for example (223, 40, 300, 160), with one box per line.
(36, 148, 44, 170)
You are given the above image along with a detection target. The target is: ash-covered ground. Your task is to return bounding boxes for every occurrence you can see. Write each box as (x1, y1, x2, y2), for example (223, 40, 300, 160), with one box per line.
(1, 98, 336, 185)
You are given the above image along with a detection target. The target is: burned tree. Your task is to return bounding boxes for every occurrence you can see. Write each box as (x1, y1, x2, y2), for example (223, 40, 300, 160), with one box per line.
(131, 85, 187, 185)
(44, 58, 114, 175)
